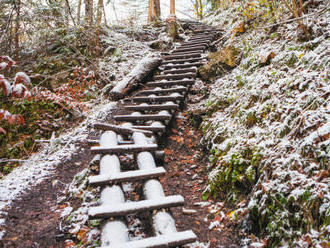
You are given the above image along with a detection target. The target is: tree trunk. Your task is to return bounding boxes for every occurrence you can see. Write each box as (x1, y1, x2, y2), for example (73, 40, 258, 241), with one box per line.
(97, 0, 103, 26)
(14, 0, 20, 60)
(155, 0, 161, 18)
(170, 0, 175, 15)
(77, 0, 82, 24)
(84, 0, 93, 25)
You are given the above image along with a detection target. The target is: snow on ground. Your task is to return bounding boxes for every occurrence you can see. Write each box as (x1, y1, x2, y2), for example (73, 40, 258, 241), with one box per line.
(0, 26, 153, 240)
(199, 1, 329, 246)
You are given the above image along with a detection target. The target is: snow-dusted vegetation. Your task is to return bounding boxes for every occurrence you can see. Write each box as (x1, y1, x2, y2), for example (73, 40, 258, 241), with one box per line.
(197, 0, 329, 246)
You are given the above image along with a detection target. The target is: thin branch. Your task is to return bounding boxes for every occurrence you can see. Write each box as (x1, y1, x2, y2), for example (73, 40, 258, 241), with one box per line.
(258, 3, 329, 29)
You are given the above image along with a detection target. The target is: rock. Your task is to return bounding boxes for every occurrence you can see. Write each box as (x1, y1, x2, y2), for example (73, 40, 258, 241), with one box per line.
(199, 46, 240, 82)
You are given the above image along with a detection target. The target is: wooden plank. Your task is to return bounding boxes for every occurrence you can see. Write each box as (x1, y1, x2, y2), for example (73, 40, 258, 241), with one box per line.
(132, 125, 166, 132)
(135, 87, 188, 95)
(129, 95, 184, 102)
(170, 50, 203, 56)
(161, 57, 203, 64)
(91, 144, 158, 154)
(161, 62, 203, 70)
(88, 195, 184, 218)
(163, 53, 201, 60)
(154, 73, 196, 80)
(124, 103, 179, 111)
(114, 114, 172, 121)
(88, 167, 166, 186)
(93, 123, 154, 136)
(163, 68, 197, 74)
(146, 79, 195, 87)
(105, 231, 197, 248)
(175, 45, 206, 51)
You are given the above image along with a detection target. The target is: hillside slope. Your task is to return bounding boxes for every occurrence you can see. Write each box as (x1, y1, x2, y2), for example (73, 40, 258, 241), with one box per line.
(197, 1, 329, 247)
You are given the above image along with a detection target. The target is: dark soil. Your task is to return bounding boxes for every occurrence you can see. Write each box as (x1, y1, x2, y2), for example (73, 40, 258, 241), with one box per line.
(160, 110, 244, 248)
(0, 142, 92, 248)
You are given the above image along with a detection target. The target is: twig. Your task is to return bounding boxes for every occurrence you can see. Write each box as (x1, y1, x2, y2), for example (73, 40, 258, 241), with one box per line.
(259, 3, 330, 29)
(0, 159, 28, 163)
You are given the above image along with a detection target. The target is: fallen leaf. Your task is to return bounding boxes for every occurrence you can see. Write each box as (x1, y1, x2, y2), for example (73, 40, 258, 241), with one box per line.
(0, 127, 6, 134)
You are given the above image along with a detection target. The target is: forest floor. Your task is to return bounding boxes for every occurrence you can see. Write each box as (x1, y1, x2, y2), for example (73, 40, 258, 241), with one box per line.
(0, 22, 243, 248)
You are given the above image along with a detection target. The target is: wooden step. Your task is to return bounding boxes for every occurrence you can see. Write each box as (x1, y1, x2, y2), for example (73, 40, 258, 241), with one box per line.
(162, 57, 203, 64)
(161, 62, 203, 70)
(132, 125, 166, 132)
(93, 123, 154, 136)
(146, 79, 195, 87)
(180, 41, 210, 47)
(91, 144, 158, 154)
(154, 72, 196, 81)
(124, 103, 179, 111)
(89, 195, 184, 218)
(129, 94, 184, 102)
(163, 68, 197, 75)
(89, 167, 166, 186)
(170, 50, 203, 56)
(178, 43, 208, 49)
(114, 113, 172, 121)
(174, 46, 206, 53)
(163, 53, 201, 60)
(136, 86, 188, 95)
(104, 231, 197, 248)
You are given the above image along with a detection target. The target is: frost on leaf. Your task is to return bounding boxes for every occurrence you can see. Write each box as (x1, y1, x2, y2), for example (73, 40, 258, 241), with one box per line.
(12, 83, 30, 98)
(0, 56, 15, 70)
(0, 74, 12, 96)
(14, 72, 31, 86)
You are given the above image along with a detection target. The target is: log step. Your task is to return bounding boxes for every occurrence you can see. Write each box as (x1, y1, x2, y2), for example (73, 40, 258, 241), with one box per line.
(163, 53, 201, 60)
(104, 231, 197, 248)
(163, 68, 197, 75)
(132, 125, 166, 132)
(161, 62, 203, 70)
(146, 79, 195, 87)
(174, 46, 206, 53)
(170, 50, 204, 56)
(187, 37, 212, 42)
(129, 95, 184, 102)
(136, 86, 188, 95)
(124, 103, 179, 111)
(114, 114, 172, 121)
(180, 41, 210, 47)
(91, 144, 158, 154)
(178, 43, 208, 50)
(162, 57, 203, 64)
(89, 195, 184, 218)
(93, 123, 154, 136)
(154, 72, 196, 80)
(88, 167, 166, 186)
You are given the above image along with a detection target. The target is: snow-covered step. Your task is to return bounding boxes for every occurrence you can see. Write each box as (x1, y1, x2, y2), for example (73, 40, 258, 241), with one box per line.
(93, 123, 154, 136)
(114, 113, 172, 121)
(89, 195, 185, 218)
(132, 125, 166, 132)
(178, 43, 209, 49)
(161, 57, 203, 64)
(162, 68, 197, 75)
(154, 72, 196, 81)
(103, 230, 197, 248)
(124, 103, 179, 111)
(174, 46, 206, 53)
(88, 167, 166, 186)
(135, 86, 188, 95)
(91, 143, 158, 154)
(128, 94, 184, 102)
(146, 79, 195, 87)
(163, 53, 201, 60)
(160, 62, 203, 70)
(171, 49, 204, 56)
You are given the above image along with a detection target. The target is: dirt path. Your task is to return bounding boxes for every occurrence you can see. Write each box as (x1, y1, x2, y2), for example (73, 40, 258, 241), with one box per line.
(0, 142, 92, 248)
(160, 104, 243, 247)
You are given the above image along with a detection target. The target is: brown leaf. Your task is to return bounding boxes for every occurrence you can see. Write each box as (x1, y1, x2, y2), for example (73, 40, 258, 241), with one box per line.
(0, 127, 6, 134)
